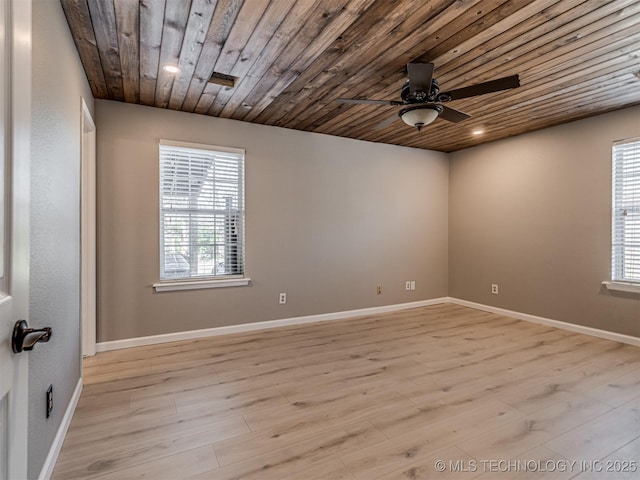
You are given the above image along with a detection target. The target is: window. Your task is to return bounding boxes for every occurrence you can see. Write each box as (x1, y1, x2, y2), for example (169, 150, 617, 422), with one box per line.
(612, 137, 640, 284)
(159, 140, 245, 282)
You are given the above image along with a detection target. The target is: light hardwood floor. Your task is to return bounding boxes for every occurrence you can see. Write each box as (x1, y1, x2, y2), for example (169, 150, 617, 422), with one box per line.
(53, 303, 640, 479)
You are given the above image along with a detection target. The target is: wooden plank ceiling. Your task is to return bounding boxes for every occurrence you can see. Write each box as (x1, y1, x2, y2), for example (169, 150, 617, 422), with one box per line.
(61, 0, 640, 152)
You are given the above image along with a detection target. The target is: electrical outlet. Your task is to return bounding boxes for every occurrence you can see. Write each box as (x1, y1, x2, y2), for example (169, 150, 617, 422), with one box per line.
(405, 281, 411, 291)
(491, 284, 499, 295)
(279, 293, 287, 304)
(46, 385, 53, 419)
(376, 285, 382, 295)
(410, 281, 415, 290)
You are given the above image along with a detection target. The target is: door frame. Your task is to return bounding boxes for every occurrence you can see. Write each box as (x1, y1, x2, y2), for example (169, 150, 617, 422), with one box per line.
(80, 98, 96, 357)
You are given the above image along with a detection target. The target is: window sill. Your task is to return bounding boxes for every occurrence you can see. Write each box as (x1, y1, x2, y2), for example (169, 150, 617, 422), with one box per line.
(602, 281, 640, 294)
(153, 277, 251, 292)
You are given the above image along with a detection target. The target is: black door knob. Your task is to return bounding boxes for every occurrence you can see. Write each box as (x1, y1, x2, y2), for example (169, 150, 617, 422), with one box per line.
(11, 320, 52, 353)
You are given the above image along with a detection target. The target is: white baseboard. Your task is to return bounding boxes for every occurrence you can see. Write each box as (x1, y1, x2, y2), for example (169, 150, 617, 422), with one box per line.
(37, 377, 83, 480)
(96, 296, 640, 353)
(96, 297, 449, 352)
(446, 297, 640, 347)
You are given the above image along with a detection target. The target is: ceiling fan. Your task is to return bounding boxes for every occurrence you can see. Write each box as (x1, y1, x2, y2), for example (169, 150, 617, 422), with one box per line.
(336, 63, 520, 132)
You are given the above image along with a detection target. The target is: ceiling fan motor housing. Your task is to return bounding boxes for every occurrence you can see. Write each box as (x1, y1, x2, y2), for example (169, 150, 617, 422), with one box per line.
(401, 78, 440, 103)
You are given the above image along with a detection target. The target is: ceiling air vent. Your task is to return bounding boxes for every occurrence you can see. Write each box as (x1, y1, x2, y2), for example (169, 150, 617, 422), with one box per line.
(209, 72, 237, 88)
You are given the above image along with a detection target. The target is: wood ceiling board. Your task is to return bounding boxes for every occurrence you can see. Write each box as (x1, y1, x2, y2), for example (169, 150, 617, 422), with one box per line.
(138, 0, 165, 106)
(289, 0, 488, 132)
(441, 0, 639, 88)
(295, 0, 568, 135)
(404, 79, 640, 152)
(372, 77, 639, 152)
(269, 0, 508, 130)
(180, 0, 244, 112)
(308, 0, 565, 136)
(217, 0, 354, 120)
(61, 0, 109, 98)
(153, 0, 191, 108)
(114, 0, 140, 103)
(61, 0, 640, 152)
(320, 1, 640, 142)
(251, 0, 428, 127)
(193, 0, 271, 115)
(366, 43, 640, 145)
(166, 0, 219, 110)
(206, 0, 309, 117)
(87, 0, 124, 100)
(240, 0, 378, 123)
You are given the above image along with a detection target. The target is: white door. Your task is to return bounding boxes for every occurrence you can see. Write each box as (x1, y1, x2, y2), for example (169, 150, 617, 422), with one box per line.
(0, 0, 31, 478)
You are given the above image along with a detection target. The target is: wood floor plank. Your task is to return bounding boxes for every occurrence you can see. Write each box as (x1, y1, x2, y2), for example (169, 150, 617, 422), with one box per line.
(375, 446, 482, 480)
(58, 411, 247, 460)
(172, 382, 291, 417)
(569, 435, 640, 480)
(187, 421, 387, 480)
(459, 396, 612, 461)
(87, 445, 219, 480)
(52, 304, 640, 479)
(579, 437, 640, 480)
(241, 383, 414, 438)
(573, 466, 640, 480)
(545, 398, 640, 462)
(581, 369, 640, 407)
(279, 458, 358, 480)
(65, 397, 177, 439)
(52, 414, 247, 479)
(214, 384, 412, 466)
(474, 446, 574, 479)
(72, 390, 131, 418)
(340, 400, 524, 479)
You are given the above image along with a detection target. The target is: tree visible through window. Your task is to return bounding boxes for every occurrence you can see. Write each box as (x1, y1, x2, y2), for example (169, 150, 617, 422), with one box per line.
(612, 138, 640, 283)
(159, 141, 245, 280)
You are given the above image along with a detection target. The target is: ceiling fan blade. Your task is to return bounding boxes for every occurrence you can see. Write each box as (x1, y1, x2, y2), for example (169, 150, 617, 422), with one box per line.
(439, 105, 471, 123)
(407, 63, 434, 94)
(336, 98, 401, 106)
(439, 74, 520, 101)
(373, 113, 400, 130)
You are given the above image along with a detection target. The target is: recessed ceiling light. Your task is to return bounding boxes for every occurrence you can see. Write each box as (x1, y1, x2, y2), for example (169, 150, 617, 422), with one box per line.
(163, 65, 180, 74)
(472, 128, 485, 135)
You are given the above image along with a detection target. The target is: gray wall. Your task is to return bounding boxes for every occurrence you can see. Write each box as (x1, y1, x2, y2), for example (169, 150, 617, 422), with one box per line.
(449, 106, 640, 337)
(96, 100, 449, 342)
(30, 0, 94, 477)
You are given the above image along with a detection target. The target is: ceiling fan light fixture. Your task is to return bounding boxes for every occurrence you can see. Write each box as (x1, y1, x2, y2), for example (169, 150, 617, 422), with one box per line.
(399, 106, 440, 131)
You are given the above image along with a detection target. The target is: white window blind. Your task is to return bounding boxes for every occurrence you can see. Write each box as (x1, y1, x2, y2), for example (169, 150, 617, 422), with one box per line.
(612, 137, 640, 284)
(159, 141, 245, 281)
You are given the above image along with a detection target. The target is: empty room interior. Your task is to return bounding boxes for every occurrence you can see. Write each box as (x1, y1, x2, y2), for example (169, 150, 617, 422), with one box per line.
(6, 0, 640, 479)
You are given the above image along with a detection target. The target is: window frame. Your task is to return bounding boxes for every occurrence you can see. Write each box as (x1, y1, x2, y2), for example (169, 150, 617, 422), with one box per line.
(153, 139, 250, 292)
(605, 136, 640, 294)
